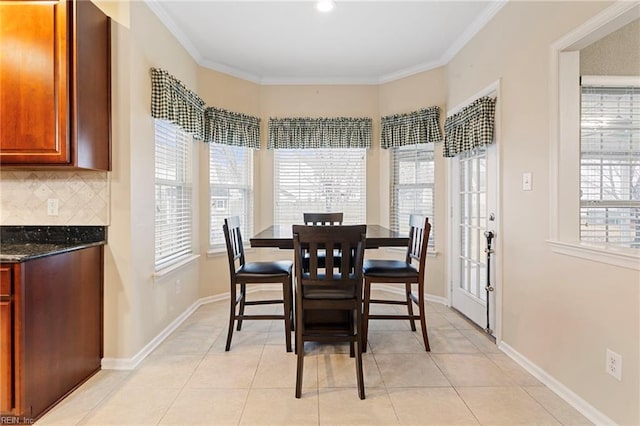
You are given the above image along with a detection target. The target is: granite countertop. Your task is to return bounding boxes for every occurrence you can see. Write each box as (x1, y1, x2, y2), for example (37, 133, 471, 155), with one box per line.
(0, 226, 107, 262)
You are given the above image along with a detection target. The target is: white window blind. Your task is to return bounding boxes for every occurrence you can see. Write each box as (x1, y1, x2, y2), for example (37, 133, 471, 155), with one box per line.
(155, 120, 193, 269)
(209, 143, 253, 247)
(580, 83, 640, 248)
(274, 148, 366, 226)
(390, 144, 435, 246)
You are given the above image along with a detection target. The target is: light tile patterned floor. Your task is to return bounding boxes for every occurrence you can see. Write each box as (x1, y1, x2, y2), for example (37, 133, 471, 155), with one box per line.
(36, 290, 592, 425)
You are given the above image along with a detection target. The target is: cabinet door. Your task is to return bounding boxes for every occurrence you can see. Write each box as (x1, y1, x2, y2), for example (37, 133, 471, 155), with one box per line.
(0, 265, 13, 414)
(0, 299, 12, 414)
(0, 1, 70, 164)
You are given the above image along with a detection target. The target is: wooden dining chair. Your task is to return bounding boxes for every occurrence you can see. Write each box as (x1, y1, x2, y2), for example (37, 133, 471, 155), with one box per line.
(362, 214, 431, 351)
(303, 212, 344, 225)
(302, 212, 344, 271)
(223, 216, 293, 352)
(292, 224, 367, 399)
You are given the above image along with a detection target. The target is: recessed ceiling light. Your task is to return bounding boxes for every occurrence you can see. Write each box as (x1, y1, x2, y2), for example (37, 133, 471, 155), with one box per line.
(316, 0, 335, 13)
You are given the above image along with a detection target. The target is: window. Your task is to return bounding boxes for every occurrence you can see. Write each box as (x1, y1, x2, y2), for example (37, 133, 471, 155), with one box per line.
(274, 148, 366, 225)
(580, 83, 640, 248)
(155, 120, 193, 270)
(390, 144, 435, 246)
(209, 143, 253, 247)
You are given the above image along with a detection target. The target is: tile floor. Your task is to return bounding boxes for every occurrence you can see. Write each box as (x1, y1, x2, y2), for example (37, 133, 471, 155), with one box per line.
(37, 290, 592, 425)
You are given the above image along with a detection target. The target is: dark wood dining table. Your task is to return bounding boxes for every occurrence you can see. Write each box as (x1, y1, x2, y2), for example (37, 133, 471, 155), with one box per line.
(250, 224, 408, 330)
(250, 224, 408, 249)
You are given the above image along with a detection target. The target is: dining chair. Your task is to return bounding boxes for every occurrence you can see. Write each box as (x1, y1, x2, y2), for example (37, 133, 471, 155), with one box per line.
(292, 224, 367, 399)
(223, 216, 293, 352)
(303, 212, 344, 225)
(362, 214, 431, 351)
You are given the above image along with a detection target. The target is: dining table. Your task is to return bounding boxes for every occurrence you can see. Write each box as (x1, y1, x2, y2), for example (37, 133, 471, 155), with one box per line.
(250, 223, 409, 332)
(250, 224, 408, 249)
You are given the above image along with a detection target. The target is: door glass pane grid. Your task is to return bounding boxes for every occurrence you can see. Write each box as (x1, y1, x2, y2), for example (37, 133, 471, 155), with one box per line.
(458, 147, 487, 300)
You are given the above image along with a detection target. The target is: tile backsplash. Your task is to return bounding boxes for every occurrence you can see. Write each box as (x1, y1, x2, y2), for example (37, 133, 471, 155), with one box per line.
(0, 171, 109, 225)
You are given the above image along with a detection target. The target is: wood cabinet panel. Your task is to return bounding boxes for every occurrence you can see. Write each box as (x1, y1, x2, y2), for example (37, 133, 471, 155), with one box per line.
(0, 1, 69, 164)
(0, 299, 12, 413)
(0, 246, 103, 419)
(0, 0, 111, 170)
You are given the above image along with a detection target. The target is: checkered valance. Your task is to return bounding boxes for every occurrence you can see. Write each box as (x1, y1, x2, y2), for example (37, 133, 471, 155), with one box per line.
(204, 107, 261, 149)
(381, 106, 442, 149)
(150, 68, 205, 140)
(268, 117, 372, 149)
(443, 96, 496, 157)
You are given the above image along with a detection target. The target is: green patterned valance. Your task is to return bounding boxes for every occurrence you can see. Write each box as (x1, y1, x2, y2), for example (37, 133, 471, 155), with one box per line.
(381, 106, 442, 149)
(443, 96, 496, 157)
(268, 117, 372, 149)
(150, 68, 205, 140)
(204, 107, 261, 149)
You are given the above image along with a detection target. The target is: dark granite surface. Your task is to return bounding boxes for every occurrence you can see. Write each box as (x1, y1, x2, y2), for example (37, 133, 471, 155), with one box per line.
(0, 226, 107, 262)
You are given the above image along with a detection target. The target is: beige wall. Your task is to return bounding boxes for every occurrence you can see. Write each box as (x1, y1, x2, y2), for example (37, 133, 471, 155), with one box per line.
(102, 0, 202, 360)
(3, 1, 637, 422)
(446, 1, 638, 424)
(378, 69, 448, 297)
(581, 18, 640, 75)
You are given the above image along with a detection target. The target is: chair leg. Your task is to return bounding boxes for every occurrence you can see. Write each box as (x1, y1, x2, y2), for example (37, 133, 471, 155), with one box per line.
(295, 303, 304, 398)
(283, 279, 292, 352)
(237, 283, 246, 331)
(355, 307, 365, 400)
(406, 282, 417, 331)
(225, 283, 237, 352)
(418, 282, 430, 351)
(362, 278, 371, 353)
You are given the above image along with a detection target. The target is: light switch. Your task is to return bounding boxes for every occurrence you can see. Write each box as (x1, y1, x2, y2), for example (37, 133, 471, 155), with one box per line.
(522, 172, 532, 191)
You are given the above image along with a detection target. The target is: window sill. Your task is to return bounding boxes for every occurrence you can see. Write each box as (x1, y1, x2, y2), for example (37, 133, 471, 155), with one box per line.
(547, 240, 639, 271)
(207, 247, 256, 258)
(153, 254, 200, 280)
(383, 246, 439, 257)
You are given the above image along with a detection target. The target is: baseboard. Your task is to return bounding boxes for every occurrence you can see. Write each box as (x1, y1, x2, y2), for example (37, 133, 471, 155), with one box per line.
(499, 341, 616, 426)
(377, 284, 449, 306)
(101, 292, 228, 370)
(101, 286, 445, 370)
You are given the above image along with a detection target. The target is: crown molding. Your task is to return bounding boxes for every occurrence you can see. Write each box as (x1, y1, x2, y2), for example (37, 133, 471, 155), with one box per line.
(145, 0, 509, 86)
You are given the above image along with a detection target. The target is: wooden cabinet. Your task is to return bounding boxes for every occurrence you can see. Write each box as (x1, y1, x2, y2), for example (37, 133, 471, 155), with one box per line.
(0, 0, 111, 170)
(0, 246, 103, 420)
(0, 266, 13, 414)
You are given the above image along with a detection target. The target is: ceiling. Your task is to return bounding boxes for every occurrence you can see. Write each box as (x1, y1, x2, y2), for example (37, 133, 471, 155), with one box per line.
(146, 0, 506, 85)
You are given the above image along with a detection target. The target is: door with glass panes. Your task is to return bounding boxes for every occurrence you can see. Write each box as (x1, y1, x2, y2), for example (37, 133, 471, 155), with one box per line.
(450, 144, 498, 333)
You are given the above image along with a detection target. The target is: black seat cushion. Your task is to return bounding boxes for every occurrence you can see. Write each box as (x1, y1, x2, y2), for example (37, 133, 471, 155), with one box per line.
(237, 260, 293, 277)
(363, 259, 418, 278)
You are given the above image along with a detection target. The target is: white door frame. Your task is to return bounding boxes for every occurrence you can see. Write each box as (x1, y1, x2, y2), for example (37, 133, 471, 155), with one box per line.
(446, 80, 503, 343)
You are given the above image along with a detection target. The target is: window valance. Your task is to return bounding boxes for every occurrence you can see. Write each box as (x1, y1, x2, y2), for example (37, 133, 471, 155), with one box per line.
(443, 96, 496, 157)
(150, 68, 206, 140)
(381, 106, 442, 149)
(268, 117, 372, 149)
(204, 107, 261, 149)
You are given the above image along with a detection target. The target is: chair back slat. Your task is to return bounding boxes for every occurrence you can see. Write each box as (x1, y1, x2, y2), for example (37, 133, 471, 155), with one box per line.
(303, 212, 344, 225)
(405, 215, 431, 280)
(293, 224, 366, 292)
(223, 216, 246, 278)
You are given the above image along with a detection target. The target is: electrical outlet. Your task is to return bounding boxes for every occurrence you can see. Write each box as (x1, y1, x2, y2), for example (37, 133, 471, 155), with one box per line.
(47, 198, 59, 216)
(175, 280, 182, 294)
(606, 349, 622, 381)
